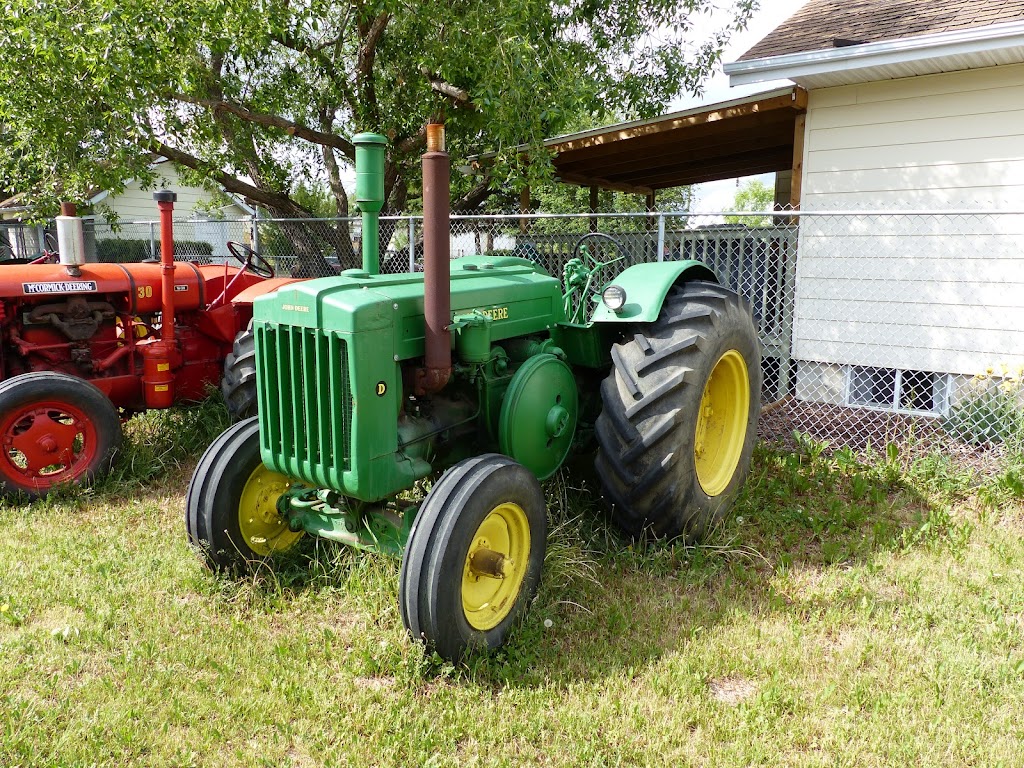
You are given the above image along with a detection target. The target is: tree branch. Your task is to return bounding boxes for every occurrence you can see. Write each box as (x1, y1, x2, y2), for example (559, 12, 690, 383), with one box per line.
(172, 94, 354, 160)
(319, 108, 351, 219)
(420, 69, 477, 110)
(357, 13, 390, 79)
(148, 140, 306, 216)
(395, 126, 427, 155)
(269, 30, 357, 110)
(356, 12, 390, 125)
(452, 176, 496, 212)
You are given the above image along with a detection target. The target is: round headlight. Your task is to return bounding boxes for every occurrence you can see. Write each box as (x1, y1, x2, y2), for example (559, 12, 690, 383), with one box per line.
(602, 284, 627, 312)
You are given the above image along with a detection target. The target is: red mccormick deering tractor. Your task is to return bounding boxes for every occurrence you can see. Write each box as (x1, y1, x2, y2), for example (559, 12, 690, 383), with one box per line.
(188, 126, 762, 661)
(0, 195, 298, 499)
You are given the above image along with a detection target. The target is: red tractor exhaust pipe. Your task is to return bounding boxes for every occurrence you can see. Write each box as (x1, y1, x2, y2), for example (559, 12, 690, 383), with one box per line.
(416, 122, 452, 395)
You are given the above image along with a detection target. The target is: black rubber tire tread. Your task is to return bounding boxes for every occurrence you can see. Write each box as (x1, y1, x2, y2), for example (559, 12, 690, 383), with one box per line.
(221, 321, 258, 421)
(0, 371, 122, 500)
(399, 454, 547, 662)
(186, 417, 297, 571)
(595, 280, 761, 541)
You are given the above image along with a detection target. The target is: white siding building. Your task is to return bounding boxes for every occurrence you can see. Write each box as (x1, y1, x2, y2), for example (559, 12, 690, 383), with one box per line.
(89, 160, 254, 261)
(726, 3, 1024, 414)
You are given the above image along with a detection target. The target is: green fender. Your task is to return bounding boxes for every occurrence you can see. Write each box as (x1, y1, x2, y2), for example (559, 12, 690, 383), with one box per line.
(589, 260, 717, 323)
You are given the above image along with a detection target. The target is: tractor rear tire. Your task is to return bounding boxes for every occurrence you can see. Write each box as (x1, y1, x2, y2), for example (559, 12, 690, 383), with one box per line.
(0, 372, 122, 500)
(186, 417, 303, 570)
(399, 454, 547, 662)
(595, 280, 761, 541)
(222, 321, 258, 421)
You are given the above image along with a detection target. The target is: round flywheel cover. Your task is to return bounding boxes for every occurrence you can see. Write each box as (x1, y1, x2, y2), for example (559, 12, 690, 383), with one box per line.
(498, 354, 579, 480)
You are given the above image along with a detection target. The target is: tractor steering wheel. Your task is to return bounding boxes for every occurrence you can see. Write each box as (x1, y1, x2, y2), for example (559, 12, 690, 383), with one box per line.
(227, 241, 275, 279)
(572, 231, 625, 267)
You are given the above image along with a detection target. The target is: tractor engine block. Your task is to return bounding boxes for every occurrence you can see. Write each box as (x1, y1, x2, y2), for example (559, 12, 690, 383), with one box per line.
(27, 296, 117, 341)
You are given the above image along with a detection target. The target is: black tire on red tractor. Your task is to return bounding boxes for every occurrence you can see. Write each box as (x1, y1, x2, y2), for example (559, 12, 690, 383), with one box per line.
(399, 454, 547, 662)
(595, 280, 761, 542)
(0, 372, 123, 501)
(221, 321, 258, 421)
(186, 416, 303, 571)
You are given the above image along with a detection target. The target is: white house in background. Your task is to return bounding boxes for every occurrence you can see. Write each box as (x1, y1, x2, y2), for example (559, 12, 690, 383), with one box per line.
(1, 158, 254, 261)
(725, 0, 1024, 414)
(88, 158, 255, 261)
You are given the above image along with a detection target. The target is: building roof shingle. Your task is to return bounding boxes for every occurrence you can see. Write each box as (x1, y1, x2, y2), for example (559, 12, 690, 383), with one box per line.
(739, 0, 1024, 61)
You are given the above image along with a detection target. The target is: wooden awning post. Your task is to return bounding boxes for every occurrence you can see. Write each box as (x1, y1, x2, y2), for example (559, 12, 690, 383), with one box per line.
(789, 113, 806, 212)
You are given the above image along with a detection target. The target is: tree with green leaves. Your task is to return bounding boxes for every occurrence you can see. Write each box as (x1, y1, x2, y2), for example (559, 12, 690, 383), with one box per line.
(0, 0, 756, 272)
(724, 179, 775, 226)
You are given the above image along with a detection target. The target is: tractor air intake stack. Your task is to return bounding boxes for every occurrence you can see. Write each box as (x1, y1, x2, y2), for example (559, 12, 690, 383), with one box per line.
(55, 202, 86, 277)
(140, 190, 180, 408)
(416, 122, 452, 395)
(353, 132, 387, 275)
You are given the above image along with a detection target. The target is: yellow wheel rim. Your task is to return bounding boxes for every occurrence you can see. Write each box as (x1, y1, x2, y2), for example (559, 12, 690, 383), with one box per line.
(694, 349, 750, 497)
(238, 463, 303, 556)
(462, 502, 531, 631)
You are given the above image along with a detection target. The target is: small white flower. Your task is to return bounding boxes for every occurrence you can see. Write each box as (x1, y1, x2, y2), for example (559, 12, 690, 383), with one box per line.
(543, 619, 553, 629)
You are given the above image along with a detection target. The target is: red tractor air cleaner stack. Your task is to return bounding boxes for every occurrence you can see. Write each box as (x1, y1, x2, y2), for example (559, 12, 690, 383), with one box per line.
(138, 190, 180, 408)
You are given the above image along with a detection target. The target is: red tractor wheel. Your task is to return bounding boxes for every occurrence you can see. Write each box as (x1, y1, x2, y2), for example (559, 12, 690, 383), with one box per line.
(0, 372, 123, 500)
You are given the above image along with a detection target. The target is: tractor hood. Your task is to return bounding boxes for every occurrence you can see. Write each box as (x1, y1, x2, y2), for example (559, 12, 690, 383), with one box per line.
(254, 256, 564, 360)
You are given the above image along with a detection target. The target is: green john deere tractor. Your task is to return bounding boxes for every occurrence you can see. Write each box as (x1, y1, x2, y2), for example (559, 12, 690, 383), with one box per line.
(187, 126, 761, 661)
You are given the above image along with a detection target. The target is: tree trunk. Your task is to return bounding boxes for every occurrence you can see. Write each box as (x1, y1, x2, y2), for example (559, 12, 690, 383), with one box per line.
(263, 205, 357, 277)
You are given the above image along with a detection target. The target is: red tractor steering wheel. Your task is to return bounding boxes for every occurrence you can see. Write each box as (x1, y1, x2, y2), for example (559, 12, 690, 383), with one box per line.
(227, 241, 275, 279)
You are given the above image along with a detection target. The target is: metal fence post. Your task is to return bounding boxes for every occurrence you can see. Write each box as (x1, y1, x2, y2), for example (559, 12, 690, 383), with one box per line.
(251, 214, 260, 255)
(656, 213, 666, 262)
(408, 216, 416, 272)
(149, 222, 156, 259)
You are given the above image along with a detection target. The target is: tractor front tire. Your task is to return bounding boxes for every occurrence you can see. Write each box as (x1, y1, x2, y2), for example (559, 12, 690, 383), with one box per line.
(399, 455, 547, 661)
(186, 417, 303, 570)
(222, 321, 258, 421)
(0, 372, 122, 500)
(595, 280, 761, 541)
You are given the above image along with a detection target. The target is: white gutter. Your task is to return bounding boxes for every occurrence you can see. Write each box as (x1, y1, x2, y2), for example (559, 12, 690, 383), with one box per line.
(725, 19, 1024, 85)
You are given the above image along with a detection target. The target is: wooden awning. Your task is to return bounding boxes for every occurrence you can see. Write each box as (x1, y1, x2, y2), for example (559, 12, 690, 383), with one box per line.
(546, 86, 808, 195)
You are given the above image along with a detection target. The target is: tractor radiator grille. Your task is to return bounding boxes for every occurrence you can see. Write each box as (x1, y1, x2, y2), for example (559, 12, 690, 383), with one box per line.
(256, 324, 352, 480)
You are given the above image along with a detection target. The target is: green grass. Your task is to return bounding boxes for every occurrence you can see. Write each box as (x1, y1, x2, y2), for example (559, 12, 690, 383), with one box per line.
(3, 409, 1024, 766)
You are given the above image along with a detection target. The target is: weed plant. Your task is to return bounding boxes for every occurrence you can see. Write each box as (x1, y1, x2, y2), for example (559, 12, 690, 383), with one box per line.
(944, 367, 1024, 447)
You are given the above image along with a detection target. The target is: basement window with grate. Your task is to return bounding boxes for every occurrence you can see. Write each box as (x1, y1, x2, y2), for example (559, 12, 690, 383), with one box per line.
(845, 366, 950, 416)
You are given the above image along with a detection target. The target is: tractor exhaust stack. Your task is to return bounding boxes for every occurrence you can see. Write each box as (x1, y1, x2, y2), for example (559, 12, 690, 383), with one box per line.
(416, 122, 452, 395)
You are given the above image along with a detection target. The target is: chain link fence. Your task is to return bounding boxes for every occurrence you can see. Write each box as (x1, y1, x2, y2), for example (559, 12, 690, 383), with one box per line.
(58, 210, 1024, 456)
(0, 220, 52, 262)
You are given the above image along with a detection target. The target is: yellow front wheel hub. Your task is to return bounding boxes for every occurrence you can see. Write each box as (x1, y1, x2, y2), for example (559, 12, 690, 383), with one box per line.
(694, 349, 750, 497)
(462, 502, 531, 631)
(238, 463, 303, 556)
